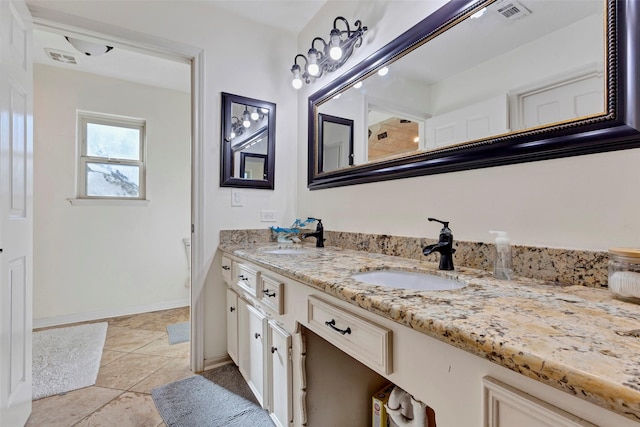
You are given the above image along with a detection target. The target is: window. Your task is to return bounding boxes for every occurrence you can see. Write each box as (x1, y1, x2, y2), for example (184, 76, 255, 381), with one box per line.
(78, 112, 146, 199)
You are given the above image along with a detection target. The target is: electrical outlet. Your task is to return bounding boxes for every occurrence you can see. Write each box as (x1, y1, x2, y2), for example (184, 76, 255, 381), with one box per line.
(231, 189, 243, 207)
(261, 210, 277, 222)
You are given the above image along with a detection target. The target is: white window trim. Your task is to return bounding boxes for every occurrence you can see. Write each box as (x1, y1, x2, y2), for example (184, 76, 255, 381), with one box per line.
(77, 111, 148, 200)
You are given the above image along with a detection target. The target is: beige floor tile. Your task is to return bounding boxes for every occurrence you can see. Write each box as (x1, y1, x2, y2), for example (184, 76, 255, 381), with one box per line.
(26, 386, 122, 427)
(129, 354, 194, 394)
(74, 391, 163, 427)
(103, 329, 165, 352)
(96, 353, 172, 390)
(105, 325, 129, 339)
(100, 349, 127, 367)
(133, 334, 190, 358)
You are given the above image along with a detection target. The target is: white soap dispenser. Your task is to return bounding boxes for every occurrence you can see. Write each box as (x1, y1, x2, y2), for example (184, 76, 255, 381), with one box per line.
(489, 230, 513, 280)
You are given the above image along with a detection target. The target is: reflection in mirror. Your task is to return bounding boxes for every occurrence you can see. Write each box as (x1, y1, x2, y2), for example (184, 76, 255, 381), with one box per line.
(318, 113, 354, 173)
(240, 153, 267, 180)
(308, 0, 640, 189)
(221, 92, 275, 189)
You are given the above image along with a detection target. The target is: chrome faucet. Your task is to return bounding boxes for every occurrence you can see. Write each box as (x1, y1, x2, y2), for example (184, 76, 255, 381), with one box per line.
(301, 218, 325, 248)
(423, 218, 455, 270)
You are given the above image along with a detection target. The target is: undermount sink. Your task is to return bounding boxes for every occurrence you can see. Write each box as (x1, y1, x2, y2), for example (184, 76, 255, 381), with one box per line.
(351, 270, 466, 291)
(263, 248, 313, 255)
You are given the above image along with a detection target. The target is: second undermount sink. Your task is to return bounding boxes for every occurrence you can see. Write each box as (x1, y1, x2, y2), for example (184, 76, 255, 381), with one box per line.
(351, 270, 466, 291)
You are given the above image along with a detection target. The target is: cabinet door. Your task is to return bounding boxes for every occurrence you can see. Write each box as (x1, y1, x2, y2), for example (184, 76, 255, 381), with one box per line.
(238, 300, 267, 407)
(226, 288, 239, 365)
(268, 320, 292, 427)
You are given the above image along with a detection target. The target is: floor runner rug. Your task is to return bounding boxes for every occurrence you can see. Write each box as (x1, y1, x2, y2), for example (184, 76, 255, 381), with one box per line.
(32, 322, 108, 400)
(152, 364, 274, 427)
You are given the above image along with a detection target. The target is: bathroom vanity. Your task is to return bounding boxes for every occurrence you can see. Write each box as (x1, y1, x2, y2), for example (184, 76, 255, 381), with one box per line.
(218, 242, 640, 427)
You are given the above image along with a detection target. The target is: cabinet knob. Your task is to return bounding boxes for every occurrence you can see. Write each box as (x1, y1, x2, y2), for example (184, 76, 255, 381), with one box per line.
(263, 289, 276, 297)
(271, 346, 277, 354)
(254, 332, 261, 339)
(222, 265, 230, 271)
(238, 275, 249, 282)
(229, 306, 235, 312)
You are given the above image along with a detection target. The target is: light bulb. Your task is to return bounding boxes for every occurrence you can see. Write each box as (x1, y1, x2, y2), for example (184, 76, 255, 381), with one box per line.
(242, 109, 251, 128)
(329, 30, 342, 60)
(377, 66, 389, 76)
(413, 136, 420, 143)
(261, 108, 269, 113)
(230, 131, 236, 139)
(291, 65, 303, 89)
(251, 109, 259, 121)
(307, 48, 320, 76)
(308, 63, 320, 76)
(330, 46, 343, 60)
(354, 81, 363, 89)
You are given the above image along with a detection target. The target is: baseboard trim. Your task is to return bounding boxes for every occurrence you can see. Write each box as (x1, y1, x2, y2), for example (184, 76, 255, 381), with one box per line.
(203, 355, 233, 372)
(33, 299, 190, 329)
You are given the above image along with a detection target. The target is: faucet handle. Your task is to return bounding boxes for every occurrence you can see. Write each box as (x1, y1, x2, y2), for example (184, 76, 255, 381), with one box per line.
(428, 217, 449, 228)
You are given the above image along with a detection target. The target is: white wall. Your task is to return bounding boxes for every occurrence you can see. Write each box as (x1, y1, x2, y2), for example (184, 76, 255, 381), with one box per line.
(27, 0, 299, 362)
(33, 64, 191, 323)
(296, 1, 640, 252)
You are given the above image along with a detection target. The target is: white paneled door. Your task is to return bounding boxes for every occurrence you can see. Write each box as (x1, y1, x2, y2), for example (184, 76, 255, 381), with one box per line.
(0, 1, 33, 426)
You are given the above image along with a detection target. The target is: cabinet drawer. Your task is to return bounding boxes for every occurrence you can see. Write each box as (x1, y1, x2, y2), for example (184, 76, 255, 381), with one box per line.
(260, 274, 284, 315)
(221, 255, 233, 285)
(237, 263, 260, 297)
(307, 296, 392, 375)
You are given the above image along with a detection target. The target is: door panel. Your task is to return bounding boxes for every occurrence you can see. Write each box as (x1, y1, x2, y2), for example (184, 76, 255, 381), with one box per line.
(0, 1, 33, 425)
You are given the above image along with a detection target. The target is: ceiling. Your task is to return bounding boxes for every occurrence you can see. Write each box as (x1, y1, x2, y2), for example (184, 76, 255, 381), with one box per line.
(32, 0, 327, 93)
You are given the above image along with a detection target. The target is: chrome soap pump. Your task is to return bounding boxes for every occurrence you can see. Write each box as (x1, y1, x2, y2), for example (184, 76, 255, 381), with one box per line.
(489, 230, 513, 280)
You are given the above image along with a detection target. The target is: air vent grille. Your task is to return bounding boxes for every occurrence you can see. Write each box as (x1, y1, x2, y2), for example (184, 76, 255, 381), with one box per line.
(495, 0, 531, 21)
(45, 48, 78, 65)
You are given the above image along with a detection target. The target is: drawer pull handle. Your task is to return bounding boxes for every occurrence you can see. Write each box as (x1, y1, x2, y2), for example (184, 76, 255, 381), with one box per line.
(254, 332, 261, 339)
(271, 346, 277, 354)
(222, 265, 231, 271)
(238, 275, 249, 282)
(229, 306, 235, 312)
(325, 319, 351, 335)
(263, 289, 276, 297)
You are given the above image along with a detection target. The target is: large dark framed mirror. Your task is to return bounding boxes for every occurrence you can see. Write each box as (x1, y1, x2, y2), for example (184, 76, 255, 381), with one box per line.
(221, 92, 276, 189)
(308, 0, 640, 189)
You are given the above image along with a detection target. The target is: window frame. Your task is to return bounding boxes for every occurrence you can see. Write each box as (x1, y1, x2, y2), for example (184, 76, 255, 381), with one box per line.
(77, 111, 147, 200)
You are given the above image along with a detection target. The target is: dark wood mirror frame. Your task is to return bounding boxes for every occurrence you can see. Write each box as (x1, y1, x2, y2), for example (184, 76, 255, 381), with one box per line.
(239, 152, 268, 180)
(221, 92, 276, 189)
(307, 0, 639, 190)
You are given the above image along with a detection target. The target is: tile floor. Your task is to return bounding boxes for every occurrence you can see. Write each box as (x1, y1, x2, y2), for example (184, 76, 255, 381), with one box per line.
(27, 307, 193, 427)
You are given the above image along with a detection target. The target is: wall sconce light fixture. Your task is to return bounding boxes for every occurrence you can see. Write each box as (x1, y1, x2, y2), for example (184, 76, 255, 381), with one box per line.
(227, 105, 268, 141)
(290, 16, 368, 89)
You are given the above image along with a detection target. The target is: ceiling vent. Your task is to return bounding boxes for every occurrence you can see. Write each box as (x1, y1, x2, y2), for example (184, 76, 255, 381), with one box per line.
(495, 0, 531, 21)
(45, 48, 79, 65)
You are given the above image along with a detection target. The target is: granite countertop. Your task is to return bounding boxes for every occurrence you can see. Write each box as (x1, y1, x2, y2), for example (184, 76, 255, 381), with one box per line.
(219, 242, 640, 423)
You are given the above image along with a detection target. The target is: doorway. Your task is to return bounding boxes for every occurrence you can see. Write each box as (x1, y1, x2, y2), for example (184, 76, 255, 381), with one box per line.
(29, 13, 203, 371)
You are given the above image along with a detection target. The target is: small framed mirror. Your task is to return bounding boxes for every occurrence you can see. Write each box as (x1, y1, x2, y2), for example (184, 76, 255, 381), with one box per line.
(220, 92, 276, 189)
(318, 113, 354, 173)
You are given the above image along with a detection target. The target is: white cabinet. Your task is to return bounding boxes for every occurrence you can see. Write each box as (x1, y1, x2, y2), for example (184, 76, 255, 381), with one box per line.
(268, 320, 292, 427)
(483, 377, 596, 427)
(226, 288, 238, 365)
(238, 298, 267, 406)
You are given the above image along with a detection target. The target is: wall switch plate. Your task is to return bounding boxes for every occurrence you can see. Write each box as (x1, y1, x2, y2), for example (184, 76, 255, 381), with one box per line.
(231, 189, 243, 207)
(260, 210, 277, 222)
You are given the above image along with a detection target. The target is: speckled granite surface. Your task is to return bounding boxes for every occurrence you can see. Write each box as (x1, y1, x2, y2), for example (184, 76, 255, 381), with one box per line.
(220, 229, 609, 287)
(218, 239, 640, 423)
